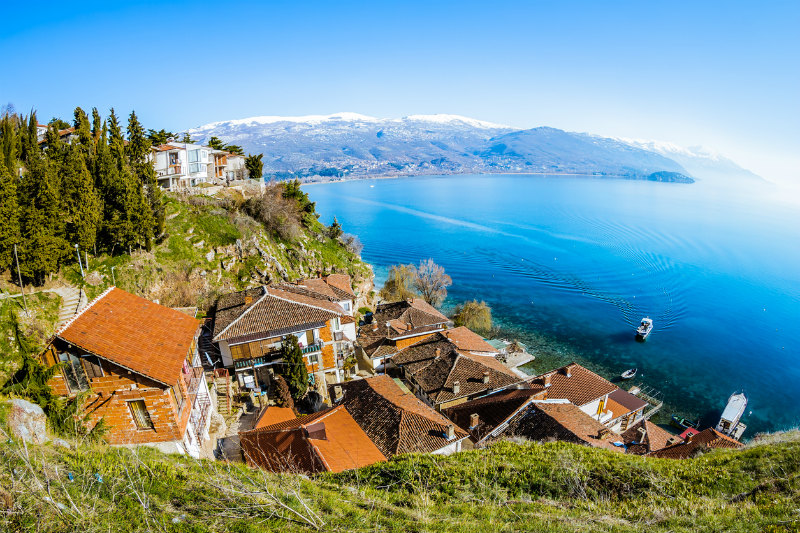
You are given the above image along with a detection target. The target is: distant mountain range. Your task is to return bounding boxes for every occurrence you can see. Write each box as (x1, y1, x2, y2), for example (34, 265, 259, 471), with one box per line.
(186, 112, 761, 183)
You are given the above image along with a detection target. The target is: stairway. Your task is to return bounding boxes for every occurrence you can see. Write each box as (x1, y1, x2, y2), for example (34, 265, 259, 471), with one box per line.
(55, 287, 87, 330)
(214, 369, 233, 415)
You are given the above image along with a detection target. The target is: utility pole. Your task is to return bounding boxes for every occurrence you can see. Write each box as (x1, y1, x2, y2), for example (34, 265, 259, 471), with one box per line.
(111, 266, 116, 286)
(75, 244, 84, 278)
(85, 251, 89, 272)
(13, 244, 28, 315)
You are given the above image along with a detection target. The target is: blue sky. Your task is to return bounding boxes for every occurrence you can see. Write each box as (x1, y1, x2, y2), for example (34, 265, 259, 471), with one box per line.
(1, 1, 798, 182)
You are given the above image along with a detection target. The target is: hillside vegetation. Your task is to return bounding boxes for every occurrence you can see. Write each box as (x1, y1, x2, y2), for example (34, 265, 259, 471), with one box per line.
(0, 424, 798, 533)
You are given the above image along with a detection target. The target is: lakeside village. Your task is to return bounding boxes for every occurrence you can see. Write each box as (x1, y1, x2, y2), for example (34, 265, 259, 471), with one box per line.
(11, 270, 747, 474)
(0, 114, 749, 474)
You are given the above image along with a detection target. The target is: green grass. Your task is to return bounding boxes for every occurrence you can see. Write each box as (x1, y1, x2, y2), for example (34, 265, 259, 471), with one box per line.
(0, 291, 61, 384)
(0, 429, 799, 533)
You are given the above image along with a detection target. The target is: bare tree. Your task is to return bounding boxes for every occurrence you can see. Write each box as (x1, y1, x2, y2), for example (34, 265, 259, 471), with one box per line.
(413, 259, 452, 307)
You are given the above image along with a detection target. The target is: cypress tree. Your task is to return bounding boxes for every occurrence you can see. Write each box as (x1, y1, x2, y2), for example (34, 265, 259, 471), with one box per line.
(73, 107, 94, 165)
(0, 163, 20, 271)
(127, 111, 162, 245)
(280, 335, 309, 399)
(20, 112, 40, 164)
(62, 145, 101, 253)
(18, 155, 68, 284)
(43, 123, 66, 167)
(107, 108, 125, 170)
(91, 108, 102, 141)
(0, 113, 17, 174)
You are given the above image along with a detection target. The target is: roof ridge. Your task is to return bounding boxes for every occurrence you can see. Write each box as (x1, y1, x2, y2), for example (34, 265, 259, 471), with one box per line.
(267, 287, 346, 315)
(56, 285, 115, 336)
(212, 288, 269, 341)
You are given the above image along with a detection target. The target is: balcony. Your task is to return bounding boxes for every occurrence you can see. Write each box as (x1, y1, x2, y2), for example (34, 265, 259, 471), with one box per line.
(301, 342, 323, 354)
(157, 165, 184, 178)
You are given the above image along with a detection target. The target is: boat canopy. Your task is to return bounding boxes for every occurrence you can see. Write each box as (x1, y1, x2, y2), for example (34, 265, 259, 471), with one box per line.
(721, 393, 747, 422)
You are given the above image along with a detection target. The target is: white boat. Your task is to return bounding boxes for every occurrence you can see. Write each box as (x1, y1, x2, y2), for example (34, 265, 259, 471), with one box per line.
(636, 317, 653, 340)
(620, 368, 637, 380)
(716, 391, 748, 438)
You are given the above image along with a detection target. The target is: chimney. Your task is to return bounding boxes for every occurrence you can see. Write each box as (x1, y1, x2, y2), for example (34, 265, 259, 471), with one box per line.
(563, 364, 573, 378)
(543, 373, 552, 388)
(333, 385, 343, 402)
(452, 381, 460, 395)
(372, 322, 378, 332)
(305, 422, 327, 440)
(597, 427, 610, 439)
(469, 413, 479, 428)
(409, 298, 414, 303)
(482, 371, 490, 384)
(637, 427, 647, 441)
(244, 295, 253, 305)
(666, 436, 681, 446)
(435, 348, 441, 357)
(446, 423, 455, 440)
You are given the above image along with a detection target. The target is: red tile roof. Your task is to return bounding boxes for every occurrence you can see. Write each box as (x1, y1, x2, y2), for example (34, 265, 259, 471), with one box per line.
(253, 407, 296, 429)
(621, 419, 679, 455)
(648, 428, 743, 459)
(527, 363, 618, 407)
(441, 326, 498, 354)
(240, 406, 386, 473)
(329, 375, 469, 457)
(56, 287, 201, 386)
(391, 333, 520, 405)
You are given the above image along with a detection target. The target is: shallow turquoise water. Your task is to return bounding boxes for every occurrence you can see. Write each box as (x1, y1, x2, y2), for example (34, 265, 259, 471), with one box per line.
(305, 174, 800, 435)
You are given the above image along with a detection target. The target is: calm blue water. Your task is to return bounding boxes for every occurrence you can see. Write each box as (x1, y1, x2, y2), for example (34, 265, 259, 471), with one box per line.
(305, 175, 800, 435)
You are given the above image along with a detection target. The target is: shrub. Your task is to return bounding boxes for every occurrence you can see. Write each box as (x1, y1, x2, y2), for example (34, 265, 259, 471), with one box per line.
(453, 300, 492, 335)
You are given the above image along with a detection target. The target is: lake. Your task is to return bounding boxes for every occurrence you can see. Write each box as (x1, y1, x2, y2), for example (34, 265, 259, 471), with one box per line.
(305, 174, 800, 435)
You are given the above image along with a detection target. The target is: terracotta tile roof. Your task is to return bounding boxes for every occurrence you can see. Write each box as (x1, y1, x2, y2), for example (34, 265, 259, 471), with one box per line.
(56, 287, 200, 386)
(518, 401, 624, 452)
(240, 406, 386, 473)
(621, 419, 679, 455)
(526, 363, 618, 407)
(323, 274, 356, 299)
(329, 375, 469, 457)
(391, 333, 520, 405)
(153, 144, 182, 152)
(441, 327, 498, 354)
(212, 286, 346, 342)
(254, 407, 297, 429)
(295, 278, 339, 300)
(444, 389, 546, 442)
(649, 428, 743, 459)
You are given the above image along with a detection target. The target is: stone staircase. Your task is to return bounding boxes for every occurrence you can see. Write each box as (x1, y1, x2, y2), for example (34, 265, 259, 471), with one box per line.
(54, 286, 87, 330)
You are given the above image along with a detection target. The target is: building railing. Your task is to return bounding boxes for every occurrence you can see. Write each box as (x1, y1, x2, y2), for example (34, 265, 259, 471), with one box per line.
(156, 166, 184, 177)
(301, 342, 323, 354)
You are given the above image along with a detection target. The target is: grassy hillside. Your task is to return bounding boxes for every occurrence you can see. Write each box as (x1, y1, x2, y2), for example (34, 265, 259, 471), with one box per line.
(0, 426, 798, 533)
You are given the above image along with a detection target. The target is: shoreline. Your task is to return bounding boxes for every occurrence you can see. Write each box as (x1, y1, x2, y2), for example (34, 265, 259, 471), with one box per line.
(299, 171, 648, 186)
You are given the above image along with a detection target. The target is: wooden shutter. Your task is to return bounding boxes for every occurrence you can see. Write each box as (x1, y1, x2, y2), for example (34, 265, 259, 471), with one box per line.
(81, 356, 104, 380)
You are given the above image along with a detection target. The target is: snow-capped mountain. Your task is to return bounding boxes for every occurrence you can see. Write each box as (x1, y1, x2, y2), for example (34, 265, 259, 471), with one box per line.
(618, 138, 763, 182)
(185, 112, 757, 182)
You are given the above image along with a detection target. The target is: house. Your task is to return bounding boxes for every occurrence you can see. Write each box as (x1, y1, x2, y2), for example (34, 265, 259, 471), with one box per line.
(389, 328, 522, 411)
(151, 142, 212, 190)
(38, 287, 215, 458)
(210, 150, 247, 183)
(328, 375, 470, 457)
(37, 126, 78, 146)
(620, 419, 681, 455)
(356, 298, 451, 372)
(297, 274, 357, 317)
(211, 283, 355, 399)
(239, 405, 386, 474)
(525, 363, 647, 432)
(648, 428, 743, 459)
(443, 391, 624, 452)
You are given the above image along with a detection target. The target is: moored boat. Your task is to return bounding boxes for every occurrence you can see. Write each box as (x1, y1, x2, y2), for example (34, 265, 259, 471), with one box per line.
(620, 368, 637, 380)
(670, 414, 698, 430)
(636, 317, 653, 340)
(716, 391, 748, 438)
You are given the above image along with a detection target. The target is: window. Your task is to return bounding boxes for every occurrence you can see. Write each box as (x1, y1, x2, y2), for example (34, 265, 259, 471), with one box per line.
(59, 352, 89, 393)
(128, 400, 154, 429)
(331, 317, 341, 331)
(169, 152, 179, 165)
(189, 163, 201, 174)
(171, 383, 184, 413)
(342, 302, 350, 312)
(230, 343, 251, 360)
(82, 356, 104, 380)
(188, 149, 199, 163)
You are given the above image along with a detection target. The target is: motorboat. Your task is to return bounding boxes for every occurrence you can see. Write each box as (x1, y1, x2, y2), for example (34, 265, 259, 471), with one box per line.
(716, 391, 748, 439)
(620, 368, 637, 380)
(636, 317, 653, 340)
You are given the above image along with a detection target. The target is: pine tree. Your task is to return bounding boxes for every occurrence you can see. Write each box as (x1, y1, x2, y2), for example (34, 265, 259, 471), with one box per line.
(0, 163, 20, 271)
(245, 153, 264, 181)
(280, 335, 308, 400)
(62, 145, 101, 252)
(43, 123, 66, 167)
(18, 155, 68, 284)
(107, 108, 125, 169)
